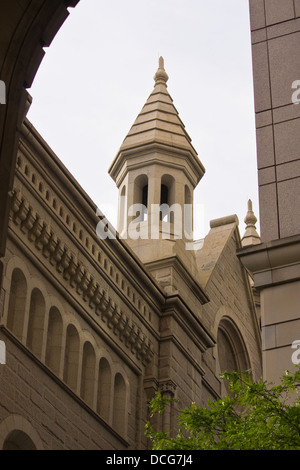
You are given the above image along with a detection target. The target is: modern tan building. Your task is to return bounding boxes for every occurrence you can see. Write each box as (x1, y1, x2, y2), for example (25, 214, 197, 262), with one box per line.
(238, 0, 300, 384)
(0, 0, 297, 451)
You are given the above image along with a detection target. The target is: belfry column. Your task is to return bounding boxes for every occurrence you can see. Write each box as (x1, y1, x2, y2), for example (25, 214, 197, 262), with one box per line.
(109, 57, 206, 289)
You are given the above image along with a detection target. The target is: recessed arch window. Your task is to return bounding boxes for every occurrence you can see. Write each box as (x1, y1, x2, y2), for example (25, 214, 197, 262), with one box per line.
(119, 185, 127, 233)
(7, 268, 27, 341)
(97, 357, 112, 422)
(45, 307, 63, 375)
(133, 174, 148, 222)
(0, 415, 43, 450)
(217, 317, 250, 392)
(142, 184, 148, 210)
(160, 184, 168, 206)
(63, 324, 80, 391)
(112, 373, 126, 435)
(26, 288, 46, 358)
(80, 341, 96, 407)
(217, 328, 238, 374)
(3, 430, 37, 450)
(160, 175, 175, 222)
(184, 184, 193, 239)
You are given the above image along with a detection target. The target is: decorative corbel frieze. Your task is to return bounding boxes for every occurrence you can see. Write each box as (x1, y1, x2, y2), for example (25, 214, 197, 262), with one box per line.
(9, 189, 154, 366)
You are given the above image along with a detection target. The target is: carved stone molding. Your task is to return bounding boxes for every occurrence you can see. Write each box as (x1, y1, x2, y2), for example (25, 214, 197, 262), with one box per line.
(158, 379, 177, 396)
(10, 189, 154, 366)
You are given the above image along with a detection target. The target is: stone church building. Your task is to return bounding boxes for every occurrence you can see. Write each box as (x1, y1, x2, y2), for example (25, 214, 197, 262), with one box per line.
(0, 51, 262, 449)
(0, 0, 299, 451)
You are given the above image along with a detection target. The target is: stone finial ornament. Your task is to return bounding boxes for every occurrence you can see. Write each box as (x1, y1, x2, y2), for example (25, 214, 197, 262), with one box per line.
(241, 199, 261, 247)
(154, 56, 169, 85)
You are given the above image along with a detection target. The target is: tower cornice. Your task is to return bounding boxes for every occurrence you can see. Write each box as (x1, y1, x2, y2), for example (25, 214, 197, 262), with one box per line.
(109, 141, 205, 189)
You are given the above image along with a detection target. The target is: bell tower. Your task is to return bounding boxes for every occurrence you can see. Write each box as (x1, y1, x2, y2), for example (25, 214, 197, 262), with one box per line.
(109, 58, 206, 292)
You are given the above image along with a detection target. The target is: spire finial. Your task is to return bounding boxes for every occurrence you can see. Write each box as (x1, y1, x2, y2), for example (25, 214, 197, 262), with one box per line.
(245, 199, 256, 224)
(241, 199, 261, 247)
(154, 56, 169, 85)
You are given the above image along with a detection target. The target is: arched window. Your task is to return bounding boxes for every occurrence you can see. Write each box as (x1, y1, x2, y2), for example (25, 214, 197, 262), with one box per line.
(97, 358, 111, 422)
(45, 307, 63, 375)
(26, 288, 45, 358)
(119, 185, 127, 234)
(112, 373, 126, 435)
(3, 430, 36, 450)
(184, 185, 193, 239)
(160, 175, 175, 222)
(80, 342, 96, 407)
(217, 328, 238, 374)
(7, 268, 27, 341)
(133, 174, 148, 222)
(160, 184, 168, 205)
(0, 415, 43, 450)
(217, 318, 250, 392)
(63, 324, 80, 391)
(142, 184, 148, 214)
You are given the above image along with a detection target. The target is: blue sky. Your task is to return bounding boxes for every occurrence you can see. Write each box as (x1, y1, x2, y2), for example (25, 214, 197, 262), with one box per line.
(27, 0, 259, 240)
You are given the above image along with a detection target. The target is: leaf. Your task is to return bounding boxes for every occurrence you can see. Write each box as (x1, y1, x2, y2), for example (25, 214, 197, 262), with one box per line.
(145, 368, 300, 450)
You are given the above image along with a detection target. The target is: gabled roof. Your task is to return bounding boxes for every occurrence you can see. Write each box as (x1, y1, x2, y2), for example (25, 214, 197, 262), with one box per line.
(195, 215, 240, 289)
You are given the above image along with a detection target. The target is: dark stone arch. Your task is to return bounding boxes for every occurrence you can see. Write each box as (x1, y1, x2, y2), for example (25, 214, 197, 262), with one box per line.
(217, 317, 250, 375)
(3, 430, 36, 450)
(0, 0, 80, 256)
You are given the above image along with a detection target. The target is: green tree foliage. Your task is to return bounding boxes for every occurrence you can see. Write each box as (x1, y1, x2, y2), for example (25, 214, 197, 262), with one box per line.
(145, 368, 300, 450)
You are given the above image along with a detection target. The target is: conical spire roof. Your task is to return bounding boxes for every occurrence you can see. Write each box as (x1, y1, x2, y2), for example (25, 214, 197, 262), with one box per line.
(109, 57, 205, 183)
(118, 57, 198, 155)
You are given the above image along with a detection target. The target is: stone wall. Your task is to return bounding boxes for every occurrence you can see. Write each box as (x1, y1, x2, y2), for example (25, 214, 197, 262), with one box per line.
(0, 328, 129, 450)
